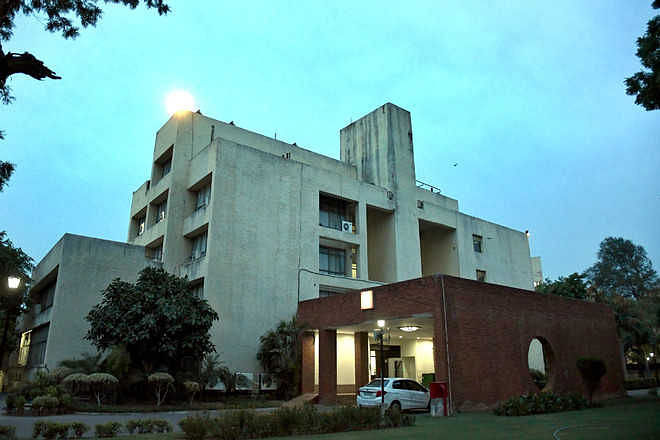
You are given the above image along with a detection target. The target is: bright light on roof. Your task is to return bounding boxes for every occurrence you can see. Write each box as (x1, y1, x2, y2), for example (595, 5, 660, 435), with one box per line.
(165, 90, 196, 115)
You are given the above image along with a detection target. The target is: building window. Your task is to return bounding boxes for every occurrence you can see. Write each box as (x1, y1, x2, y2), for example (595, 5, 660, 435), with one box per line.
(154, 200, 167, 223)
(161, 158, 172, 178)
(27, 324, 49, 367)
(148, 244, 163, 262)
(319, 246, 346, 275)
(136, 215, 146, 236)
(17, 331, 31, 366)
(319, 194, 354, 231)
(191, 282, 204, 298)
(473, 234, 483, 253)
(191, 232, 208, 260)
(196, 185, 211, 211)
(37, 281, 56, 312)
(476, 269, 486, 282)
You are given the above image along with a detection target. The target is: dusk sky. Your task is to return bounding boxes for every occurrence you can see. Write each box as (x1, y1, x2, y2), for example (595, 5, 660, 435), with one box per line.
(1, 1, 658, 280)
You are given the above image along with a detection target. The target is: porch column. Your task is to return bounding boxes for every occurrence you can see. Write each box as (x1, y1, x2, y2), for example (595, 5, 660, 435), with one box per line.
(354, 331, 370, 391)
(301, 332, 315, 394)
(318, 329, 337, 404)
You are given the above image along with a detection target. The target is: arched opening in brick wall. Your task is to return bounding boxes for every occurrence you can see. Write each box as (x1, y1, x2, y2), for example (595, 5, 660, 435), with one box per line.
(528, 337, 554, 390)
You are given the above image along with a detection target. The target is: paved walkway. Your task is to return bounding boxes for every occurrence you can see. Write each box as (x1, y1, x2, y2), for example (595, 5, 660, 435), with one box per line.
(1, 408, 276, 438)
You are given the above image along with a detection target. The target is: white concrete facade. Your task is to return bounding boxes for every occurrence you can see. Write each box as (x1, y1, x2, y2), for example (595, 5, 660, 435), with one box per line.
(15, 234, 152, 378)
(125, 103, 537, 373)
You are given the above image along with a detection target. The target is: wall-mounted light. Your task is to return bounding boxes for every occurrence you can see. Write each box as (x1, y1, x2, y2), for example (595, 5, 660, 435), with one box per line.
(399, 326, 421, 333)
(377, 319, 385, 328)
(360, 290, 373, 310)
(7, 276, 20, 289)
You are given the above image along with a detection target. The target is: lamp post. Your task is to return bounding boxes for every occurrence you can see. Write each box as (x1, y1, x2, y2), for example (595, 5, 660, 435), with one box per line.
(376, 319, 386, 412)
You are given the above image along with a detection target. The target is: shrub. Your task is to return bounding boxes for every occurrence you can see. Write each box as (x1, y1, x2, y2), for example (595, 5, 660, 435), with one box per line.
(384, 405, 401, 428)
(624, 378, 658, 390)
(0, 426, 16, 440)
(87, 373, 118, 408)
(148, 372, 174, 407)
(529, 368, 547, 389)
(70, 423, 89, 439)
(41, 423, 68, 440)
(576, 358, 606, 404)
(493, 391, 590, 416)
(179, 415, 210, 440)
(14, 395, 26, 413)
(183, 380, 200, 405)
(94, 422, 122, 438)
(59, 394, 73, 411)
(153, 420, 173, 433)
(31, 396, 59, 414)
(49, 367, 74, 384)
(32, 421, 47, 439)
(5, 394, 16, 410)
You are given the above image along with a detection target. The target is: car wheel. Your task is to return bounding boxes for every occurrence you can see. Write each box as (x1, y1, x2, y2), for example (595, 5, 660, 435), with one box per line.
(390, 401, 402, 412)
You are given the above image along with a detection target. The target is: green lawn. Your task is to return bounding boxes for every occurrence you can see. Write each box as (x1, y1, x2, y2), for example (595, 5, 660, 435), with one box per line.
(116, 399, 660, 440)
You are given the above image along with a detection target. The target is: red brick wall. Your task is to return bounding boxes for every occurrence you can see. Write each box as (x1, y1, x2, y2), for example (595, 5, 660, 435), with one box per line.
(442, 276, 624, 410)
(297, 274, 624, 410)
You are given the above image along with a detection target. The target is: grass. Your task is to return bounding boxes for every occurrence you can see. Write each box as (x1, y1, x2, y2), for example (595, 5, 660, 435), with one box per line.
(72, 397, 282, 413)
(109, 398, 659, 440)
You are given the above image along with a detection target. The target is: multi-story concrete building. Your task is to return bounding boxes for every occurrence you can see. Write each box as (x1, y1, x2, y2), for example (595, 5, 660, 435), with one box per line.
(125, 102, 537, 375)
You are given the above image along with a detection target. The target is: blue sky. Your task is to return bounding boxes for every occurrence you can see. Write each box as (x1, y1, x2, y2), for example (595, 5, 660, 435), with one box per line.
(1, 0, 658, 280)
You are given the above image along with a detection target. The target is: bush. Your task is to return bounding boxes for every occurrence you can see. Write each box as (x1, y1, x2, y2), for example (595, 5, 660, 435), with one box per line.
(49, 367, 74, 384)
(576, 358, 606, 404)
(148, 372, 174, 407)
(32, 421, 47, 439)
(384, 405, 401, 428)
(0, 425, 16, 440)
(494, 391, 590, 416)
(200, 406, 392, 439)
(183, 380, 200, 405)
(179, 415, 210, 440)
(94, 422, 122, 438)
(41, 423, 68, 440)
(529, 368, 547, 389)
(31, 396, 60, 414)
(70, 423, 89, 439)
(126, 419, 173, 434)
(624, 378, 658, 390)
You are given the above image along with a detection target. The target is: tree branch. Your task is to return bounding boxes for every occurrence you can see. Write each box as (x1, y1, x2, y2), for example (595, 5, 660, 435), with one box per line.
(0, 50, 61, 87)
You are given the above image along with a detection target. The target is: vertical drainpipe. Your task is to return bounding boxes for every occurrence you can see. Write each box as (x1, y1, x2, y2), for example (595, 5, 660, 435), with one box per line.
(441, 275, 454, 415)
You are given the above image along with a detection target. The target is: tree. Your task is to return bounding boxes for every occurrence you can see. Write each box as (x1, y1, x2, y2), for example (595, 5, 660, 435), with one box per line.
(585, 237, 659, 300)
(535, 272, 588, 300)
(0, 231, 33, 366)
(85, 267, 219, 375)
(625, 1, 660, 110)
(0, 0, 170, 138)
(257, 317, 307, 400)
(197, 353, 234, 395)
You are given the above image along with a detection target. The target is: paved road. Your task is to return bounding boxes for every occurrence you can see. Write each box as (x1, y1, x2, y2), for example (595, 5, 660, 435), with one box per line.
(1, 408, 276, 438)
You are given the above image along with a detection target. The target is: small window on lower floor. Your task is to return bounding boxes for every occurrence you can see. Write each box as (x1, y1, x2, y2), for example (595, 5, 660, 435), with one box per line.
(191, 282, 204, 298)
(476, 269, 486, 282)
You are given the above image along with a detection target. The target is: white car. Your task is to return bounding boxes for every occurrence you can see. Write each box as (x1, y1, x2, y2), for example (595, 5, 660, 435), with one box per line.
(356, 378, 430, 411)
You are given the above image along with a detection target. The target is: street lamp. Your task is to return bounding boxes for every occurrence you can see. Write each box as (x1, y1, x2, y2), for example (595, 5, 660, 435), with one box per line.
(375, 319, 386, 412)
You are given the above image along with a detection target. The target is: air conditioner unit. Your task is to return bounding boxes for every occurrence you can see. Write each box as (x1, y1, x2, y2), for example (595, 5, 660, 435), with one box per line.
(341, 221, 353, 233)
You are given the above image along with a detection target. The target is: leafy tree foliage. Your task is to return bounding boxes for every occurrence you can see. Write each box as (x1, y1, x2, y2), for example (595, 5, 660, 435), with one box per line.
(0, 160, 13, 189)
(257, 317, 306, 400)
(85, 267, 219, 375)
(0, 0, 170, 137)
(585, 237, 658, 300)
(535, 272, 588, 299)
(197, 353, 234, 394)
(625, 2, 660, 110)
(0, 230, 33, 363)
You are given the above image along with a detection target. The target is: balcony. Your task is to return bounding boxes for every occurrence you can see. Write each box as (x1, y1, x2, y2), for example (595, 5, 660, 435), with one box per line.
(179, 255, 208, 281)
(318, 225, 360, 245)
(184, 205, 209, 237)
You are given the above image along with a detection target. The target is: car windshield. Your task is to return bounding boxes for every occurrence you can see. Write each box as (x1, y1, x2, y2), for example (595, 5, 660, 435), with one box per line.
(365, 379, 390, 388)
